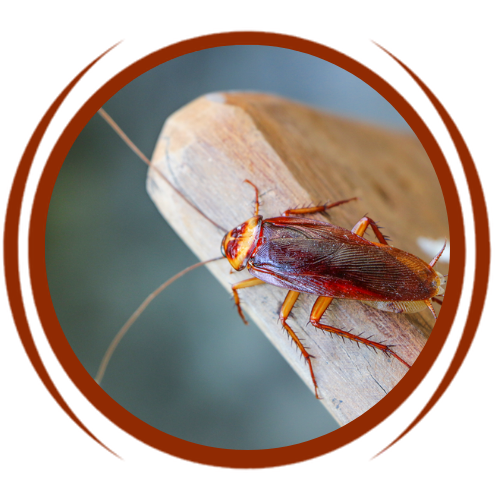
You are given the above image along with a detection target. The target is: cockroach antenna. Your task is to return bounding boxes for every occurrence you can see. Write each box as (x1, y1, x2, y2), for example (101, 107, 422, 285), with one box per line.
(95, 256, 224, 385)
(95, 108, 227, 384)
(97, 108, 227, 233)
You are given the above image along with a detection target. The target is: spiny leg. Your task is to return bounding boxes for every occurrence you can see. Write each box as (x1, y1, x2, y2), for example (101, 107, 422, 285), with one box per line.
(282, 197, 357, 217)
(279, 291, 320, 398)
(231, 277, 265, 324)
(310, 296, 411, 369)
(428, 241, 447, 316)
(425, 299, 437, 319)
(351, 216, 389, 245)
(429, 239, 447, 267)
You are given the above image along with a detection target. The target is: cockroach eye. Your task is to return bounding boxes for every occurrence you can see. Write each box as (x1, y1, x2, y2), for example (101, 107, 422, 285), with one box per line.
(221, 235, 228, 257)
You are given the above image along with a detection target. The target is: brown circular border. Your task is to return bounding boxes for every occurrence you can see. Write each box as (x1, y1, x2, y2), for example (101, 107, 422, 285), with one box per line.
(5, 32, 487, 467)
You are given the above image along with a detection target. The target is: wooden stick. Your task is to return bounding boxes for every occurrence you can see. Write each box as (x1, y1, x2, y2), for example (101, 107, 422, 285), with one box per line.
(146, 92, 449, 426)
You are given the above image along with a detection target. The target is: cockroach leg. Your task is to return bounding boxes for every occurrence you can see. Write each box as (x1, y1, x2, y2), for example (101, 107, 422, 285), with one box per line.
(310, 296, 411, 369)
(432, 297, 443, 306)
(425, 299, 437, 319)
(279, 291, 320, 399)
(429, 239, 447, 267)
(282, 197, 357, 217)
(231, 277, 265, 324)
(351, 216, 389, 245)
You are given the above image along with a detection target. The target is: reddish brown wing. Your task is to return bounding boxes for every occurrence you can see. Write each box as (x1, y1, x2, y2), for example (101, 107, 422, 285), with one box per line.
(248, 217, 437, 301)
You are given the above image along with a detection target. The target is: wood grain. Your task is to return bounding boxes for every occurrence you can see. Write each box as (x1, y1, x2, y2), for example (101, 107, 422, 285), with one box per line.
(146, 92, 449, 425)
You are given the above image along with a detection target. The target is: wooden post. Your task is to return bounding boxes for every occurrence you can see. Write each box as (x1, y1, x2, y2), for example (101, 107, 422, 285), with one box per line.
(146, 92, 449, 426)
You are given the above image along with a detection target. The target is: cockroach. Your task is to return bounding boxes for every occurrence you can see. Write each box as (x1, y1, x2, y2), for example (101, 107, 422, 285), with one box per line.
(220, 182, 446, 398)
(95, 109, 447, 399)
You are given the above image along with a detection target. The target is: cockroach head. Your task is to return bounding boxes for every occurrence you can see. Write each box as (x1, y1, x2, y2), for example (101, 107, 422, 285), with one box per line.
(221, 216, 263, 271)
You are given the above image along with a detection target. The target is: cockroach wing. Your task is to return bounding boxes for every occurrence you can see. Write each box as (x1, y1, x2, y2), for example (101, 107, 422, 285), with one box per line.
(248, 218, 439, 302)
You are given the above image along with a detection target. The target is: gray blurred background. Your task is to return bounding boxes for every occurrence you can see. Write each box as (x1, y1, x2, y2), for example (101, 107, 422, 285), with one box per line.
(46, 45, 412, 450)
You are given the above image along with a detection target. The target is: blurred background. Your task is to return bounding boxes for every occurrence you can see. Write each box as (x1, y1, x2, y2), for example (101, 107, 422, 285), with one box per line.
(46, 45, 412, 450)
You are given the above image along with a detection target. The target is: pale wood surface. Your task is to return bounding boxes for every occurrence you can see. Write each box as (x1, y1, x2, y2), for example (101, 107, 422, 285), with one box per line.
(146, 92, 449, 426)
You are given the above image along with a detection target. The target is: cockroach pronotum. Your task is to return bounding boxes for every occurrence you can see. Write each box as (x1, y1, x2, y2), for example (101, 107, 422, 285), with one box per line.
(95, 109, 447, 399)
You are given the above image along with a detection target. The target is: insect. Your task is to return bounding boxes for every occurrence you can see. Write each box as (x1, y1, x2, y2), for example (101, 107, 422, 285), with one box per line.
(220, 181, 446, 398)
(95, 109, 446, 399)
